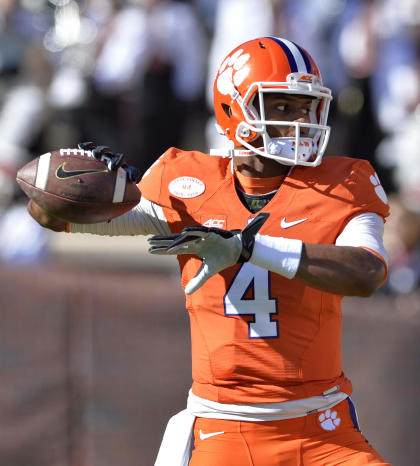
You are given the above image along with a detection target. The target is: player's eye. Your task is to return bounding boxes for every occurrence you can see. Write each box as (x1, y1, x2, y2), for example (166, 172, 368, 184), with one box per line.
(275, 104, 287, 112)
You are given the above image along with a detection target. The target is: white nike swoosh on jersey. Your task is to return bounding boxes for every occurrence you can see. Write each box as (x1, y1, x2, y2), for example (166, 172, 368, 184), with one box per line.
(199, 429, 225, 440)
(281, 217, 308, 229)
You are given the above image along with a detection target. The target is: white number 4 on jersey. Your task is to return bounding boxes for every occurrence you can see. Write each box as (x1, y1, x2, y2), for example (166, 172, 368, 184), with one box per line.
(224, 263, 278, 338)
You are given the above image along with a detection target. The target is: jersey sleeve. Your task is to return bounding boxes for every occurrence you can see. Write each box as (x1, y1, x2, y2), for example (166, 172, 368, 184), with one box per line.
(137, 147, 194, 233)
(334, 160, 390, 285)
(138, 147, 231, 234)
(137, 155, 166, 204)
(138, 147, 182, 207)
(343, 159, 390, 221)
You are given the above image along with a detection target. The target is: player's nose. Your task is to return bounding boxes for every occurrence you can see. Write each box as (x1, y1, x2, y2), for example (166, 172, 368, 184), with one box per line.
(285, 115, 310, 137)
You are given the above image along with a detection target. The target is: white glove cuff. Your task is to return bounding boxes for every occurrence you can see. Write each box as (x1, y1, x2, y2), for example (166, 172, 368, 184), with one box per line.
(249, 234, 303, 279)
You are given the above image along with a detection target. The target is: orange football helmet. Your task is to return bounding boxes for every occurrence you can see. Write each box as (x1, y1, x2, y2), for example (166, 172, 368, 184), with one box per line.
(213, 37, 332, 166)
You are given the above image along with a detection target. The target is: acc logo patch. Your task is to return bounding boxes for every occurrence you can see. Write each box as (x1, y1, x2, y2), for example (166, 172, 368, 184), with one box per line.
(201, 215, 226, 229)
(169, 176, 205, 199)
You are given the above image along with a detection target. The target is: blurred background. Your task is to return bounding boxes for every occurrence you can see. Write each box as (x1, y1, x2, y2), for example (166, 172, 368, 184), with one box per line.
(0, 0, 419, 465)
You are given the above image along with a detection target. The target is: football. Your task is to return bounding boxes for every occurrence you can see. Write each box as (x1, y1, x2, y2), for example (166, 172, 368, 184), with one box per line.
(16, 148, 141, 223)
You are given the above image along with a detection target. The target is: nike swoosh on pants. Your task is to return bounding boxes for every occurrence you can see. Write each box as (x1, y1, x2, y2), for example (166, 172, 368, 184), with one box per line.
(199, 429, 225, 440)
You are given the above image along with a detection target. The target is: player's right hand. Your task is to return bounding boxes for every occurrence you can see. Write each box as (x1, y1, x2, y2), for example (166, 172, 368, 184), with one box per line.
(27, 199, 67, 232)
(148, 212, 269, 294)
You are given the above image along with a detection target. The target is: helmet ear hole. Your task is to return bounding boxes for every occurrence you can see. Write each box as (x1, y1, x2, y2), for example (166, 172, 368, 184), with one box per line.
(221, 103, 231, 118)
(247, 94, 260, 120)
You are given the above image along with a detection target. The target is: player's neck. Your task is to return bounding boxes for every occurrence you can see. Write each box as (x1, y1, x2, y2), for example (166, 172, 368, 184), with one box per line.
(234, 169, 286, 195)
(233, 153, 290, 178)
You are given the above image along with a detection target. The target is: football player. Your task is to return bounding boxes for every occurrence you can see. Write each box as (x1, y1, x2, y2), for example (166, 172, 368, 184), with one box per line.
(29, 37, 390, 465)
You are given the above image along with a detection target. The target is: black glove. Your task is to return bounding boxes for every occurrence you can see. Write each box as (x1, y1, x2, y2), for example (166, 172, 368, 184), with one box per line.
(78, 142, 142, 183)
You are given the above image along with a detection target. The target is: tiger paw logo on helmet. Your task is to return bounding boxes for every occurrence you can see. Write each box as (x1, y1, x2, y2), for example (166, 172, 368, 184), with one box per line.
(216, 49, 251, 97)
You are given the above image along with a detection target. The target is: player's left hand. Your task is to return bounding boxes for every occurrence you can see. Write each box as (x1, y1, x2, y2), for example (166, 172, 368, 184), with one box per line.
(148, 212, 269, 294)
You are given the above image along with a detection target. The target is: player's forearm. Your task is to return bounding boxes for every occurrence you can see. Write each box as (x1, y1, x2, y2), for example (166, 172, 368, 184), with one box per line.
(68, 207, 150, 236)
(68, 198, 171, 236)
(295, 244, 386, 297)
(249, 235, 386, 297)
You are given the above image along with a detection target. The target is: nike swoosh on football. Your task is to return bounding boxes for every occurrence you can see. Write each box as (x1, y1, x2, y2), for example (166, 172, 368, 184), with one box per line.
(199, 429, 225, 440)
(55, 163, 107, 179)
(281, 217, 308, 229)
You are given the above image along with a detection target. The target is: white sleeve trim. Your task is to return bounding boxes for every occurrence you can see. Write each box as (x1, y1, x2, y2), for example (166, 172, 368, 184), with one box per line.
(68, 197, 171, 236)
(335, 212, 388, 264)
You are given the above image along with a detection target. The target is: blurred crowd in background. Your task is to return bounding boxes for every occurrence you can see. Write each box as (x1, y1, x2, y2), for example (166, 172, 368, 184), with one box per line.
(0, 0, 419, 295)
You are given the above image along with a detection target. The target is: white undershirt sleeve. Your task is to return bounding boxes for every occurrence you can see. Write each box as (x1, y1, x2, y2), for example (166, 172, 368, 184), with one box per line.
(68, 197, 171, 236)
(335, 212, 388, 265)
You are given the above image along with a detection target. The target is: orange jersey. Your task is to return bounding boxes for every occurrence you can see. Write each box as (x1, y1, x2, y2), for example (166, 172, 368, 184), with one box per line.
(139, 148, 390, 404)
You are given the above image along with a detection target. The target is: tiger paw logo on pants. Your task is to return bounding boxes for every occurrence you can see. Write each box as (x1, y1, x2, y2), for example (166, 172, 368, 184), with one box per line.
(318, 409, 341, 431)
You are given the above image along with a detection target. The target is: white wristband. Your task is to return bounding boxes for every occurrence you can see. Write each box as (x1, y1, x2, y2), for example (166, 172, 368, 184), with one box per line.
(249, 234, 303, 279)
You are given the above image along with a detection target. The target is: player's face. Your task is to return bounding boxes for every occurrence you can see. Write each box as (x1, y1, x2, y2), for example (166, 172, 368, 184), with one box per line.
(262, 94, 313, 138)
(234, 94, 317, 177)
